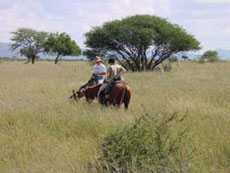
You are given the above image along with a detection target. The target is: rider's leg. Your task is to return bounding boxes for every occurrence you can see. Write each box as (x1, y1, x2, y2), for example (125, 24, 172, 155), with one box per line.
(97, 83, 107, 98)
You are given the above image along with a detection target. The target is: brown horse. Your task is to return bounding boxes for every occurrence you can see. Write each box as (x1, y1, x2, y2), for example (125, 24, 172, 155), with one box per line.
(71, 82, 131, 109)
(69, 76, 97, 100)
(101, 82, 131, 109)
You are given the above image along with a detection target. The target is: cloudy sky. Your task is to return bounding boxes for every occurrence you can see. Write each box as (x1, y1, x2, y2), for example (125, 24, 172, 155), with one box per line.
(0, 0, 229, 52)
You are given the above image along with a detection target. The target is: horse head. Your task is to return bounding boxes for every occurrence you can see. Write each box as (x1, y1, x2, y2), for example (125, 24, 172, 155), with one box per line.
(69, 85, 88, 101)
(76, 87, 86, 99)
(69, 90, 77, 100)
(69, 77, 97, 101)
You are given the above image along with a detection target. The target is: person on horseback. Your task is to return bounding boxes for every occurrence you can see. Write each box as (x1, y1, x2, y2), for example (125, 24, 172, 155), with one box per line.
(98, 58, 126, 104)
(91, 56, 106, 84)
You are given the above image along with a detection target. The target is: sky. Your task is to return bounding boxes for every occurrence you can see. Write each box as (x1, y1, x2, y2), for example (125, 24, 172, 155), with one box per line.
(0, 0, 230, 52)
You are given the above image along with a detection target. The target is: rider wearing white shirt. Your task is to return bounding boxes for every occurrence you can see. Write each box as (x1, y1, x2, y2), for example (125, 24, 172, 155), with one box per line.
(92, 56, 106, 84)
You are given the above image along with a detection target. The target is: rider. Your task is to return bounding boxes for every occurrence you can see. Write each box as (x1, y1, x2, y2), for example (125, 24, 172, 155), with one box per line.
(92, 56, 106, 84)
(98, 58, 126, 103)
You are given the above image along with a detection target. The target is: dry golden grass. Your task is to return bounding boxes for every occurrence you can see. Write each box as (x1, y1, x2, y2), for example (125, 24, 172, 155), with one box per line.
(0, 60, 229, 172)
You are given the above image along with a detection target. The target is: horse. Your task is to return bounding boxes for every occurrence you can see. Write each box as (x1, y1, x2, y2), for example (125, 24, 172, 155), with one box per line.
(70, 82, 131, 109)
(69, 76, 97, 100)
(102, 82, 131, 109)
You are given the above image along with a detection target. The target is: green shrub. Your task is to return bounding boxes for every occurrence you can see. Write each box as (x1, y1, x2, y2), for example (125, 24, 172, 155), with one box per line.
(198, 58, 205, 64)
(99, 113, 194, 172)
(199, 50, 219, 62)
(168, 56, 178, 62)
(163, 61, 172, 72)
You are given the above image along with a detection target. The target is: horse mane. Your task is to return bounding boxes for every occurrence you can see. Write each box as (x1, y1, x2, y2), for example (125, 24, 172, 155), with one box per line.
(87, 84, 102, 89)
(84, 83, 102, 101)
(78, 77, 95, 91)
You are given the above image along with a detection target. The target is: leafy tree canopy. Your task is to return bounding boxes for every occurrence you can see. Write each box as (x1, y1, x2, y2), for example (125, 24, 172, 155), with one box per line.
(200, 50, 219, 62)
(44, 32, 81, 64)
(10, 28, 47, 64)
(181, 55, 189, 60)
(85, 15, 200, 71)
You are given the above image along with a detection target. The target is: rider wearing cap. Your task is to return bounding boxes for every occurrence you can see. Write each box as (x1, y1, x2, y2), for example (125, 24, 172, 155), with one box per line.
(92, 56, 106, 84)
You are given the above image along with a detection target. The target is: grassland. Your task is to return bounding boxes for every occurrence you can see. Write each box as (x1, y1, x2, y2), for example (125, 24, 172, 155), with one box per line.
(0, 60, 229, 172)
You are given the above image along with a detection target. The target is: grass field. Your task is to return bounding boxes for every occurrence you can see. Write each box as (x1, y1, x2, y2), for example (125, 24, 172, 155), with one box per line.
(0, 60, 229, 172)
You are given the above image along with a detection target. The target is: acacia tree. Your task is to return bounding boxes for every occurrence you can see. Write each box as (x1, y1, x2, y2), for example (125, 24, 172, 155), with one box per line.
(10, 28, 47, 64)
(44, 32, 81, 64)
(85, 15, 200, 71)
(200, 50, 219, 62)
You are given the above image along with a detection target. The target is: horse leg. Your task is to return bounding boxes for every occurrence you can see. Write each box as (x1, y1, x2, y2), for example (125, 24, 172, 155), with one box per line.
(110, 87, 126, 109)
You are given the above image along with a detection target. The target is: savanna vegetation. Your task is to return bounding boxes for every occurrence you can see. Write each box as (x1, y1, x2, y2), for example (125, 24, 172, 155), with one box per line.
(1, 14, 229, 172)
(0, 60, 229, 172)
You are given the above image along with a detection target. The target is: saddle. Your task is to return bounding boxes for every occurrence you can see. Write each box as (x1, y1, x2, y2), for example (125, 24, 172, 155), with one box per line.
(100, 77, 126, 105)
(91, 76, 102, 85)
(104, 77, 122, 95)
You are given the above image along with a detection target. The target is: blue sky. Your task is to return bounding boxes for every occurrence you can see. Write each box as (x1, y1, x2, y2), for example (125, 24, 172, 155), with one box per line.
(0, 0, 229, 52)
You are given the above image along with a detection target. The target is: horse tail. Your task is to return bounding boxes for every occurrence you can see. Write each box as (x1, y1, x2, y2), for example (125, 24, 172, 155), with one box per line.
(118, 87, 126, 106)
(123, 86, 131, 109)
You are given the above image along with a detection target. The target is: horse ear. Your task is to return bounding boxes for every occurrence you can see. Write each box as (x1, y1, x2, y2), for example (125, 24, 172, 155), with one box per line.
(72, 90, 75, 94)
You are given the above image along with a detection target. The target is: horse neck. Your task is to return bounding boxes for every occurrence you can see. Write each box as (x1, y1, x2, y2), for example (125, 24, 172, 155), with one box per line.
(78, 81, 91, 92)
(89, 84, 102, 96)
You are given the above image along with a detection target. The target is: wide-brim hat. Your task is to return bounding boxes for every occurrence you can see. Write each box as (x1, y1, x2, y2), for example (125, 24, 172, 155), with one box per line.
(95, 56, 102, 62)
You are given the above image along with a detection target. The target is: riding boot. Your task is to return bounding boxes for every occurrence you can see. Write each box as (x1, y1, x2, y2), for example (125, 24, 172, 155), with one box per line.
(104, 94, 109, 105)
(99, 92, 104, 104)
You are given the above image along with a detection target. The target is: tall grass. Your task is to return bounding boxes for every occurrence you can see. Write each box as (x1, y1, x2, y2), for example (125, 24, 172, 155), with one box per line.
(0, 61, 229, 172)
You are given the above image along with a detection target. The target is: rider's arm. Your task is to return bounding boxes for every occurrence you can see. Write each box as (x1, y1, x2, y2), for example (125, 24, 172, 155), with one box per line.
(97, 66, 106, 75)
(92, 65, 106, 76)
(92, 65, 97, 76)
(107, 67, 111, 80)
(95, 72, 106, 75)
(116, 66, 126, 77)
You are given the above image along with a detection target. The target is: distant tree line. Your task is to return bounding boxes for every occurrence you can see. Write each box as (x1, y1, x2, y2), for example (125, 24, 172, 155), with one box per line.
(10, 28, 81, 64)
(169, 50, 220, 63)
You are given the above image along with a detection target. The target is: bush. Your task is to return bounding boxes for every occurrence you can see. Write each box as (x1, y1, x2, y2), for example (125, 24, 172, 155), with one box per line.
(199, 50, 219, 63)
(198, 58, 205, 64)
(208, 56, 219, 62)
(162, 60, 172, 72)
(98, 113, 194, 172)
(168, 56, 178, 62)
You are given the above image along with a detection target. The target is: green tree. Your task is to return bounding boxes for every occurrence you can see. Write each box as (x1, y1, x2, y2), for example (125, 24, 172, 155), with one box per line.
(10, 28, 47, 64)
(85, 15, 200, 71)
(181, 55, 189, 60)
(44, 32, 81, 64)
(200, 50, 219, 62)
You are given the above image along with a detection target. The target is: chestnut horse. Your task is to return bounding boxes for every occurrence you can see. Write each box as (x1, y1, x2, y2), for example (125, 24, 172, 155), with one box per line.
(69, 76, 97, 100)
(70, 82, 131, 109)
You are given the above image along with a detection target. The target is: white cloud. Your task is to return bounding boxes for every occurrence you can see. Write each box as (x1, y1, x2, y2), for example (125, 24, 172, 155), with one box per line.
(0, 0, 229, 50)
(174, 16, 230, 51)
(0, 0, 66, 42)
(0, 0, 8, 3)
(0, 0, 171, 47)
(194, 0, 230, 3)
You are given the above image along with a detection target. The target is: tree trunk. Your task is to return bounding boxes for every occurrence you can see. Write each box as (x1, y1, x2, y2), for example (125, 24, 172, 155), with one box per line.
(31, 57, 35, 64)
(55, 54, 61, 64)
